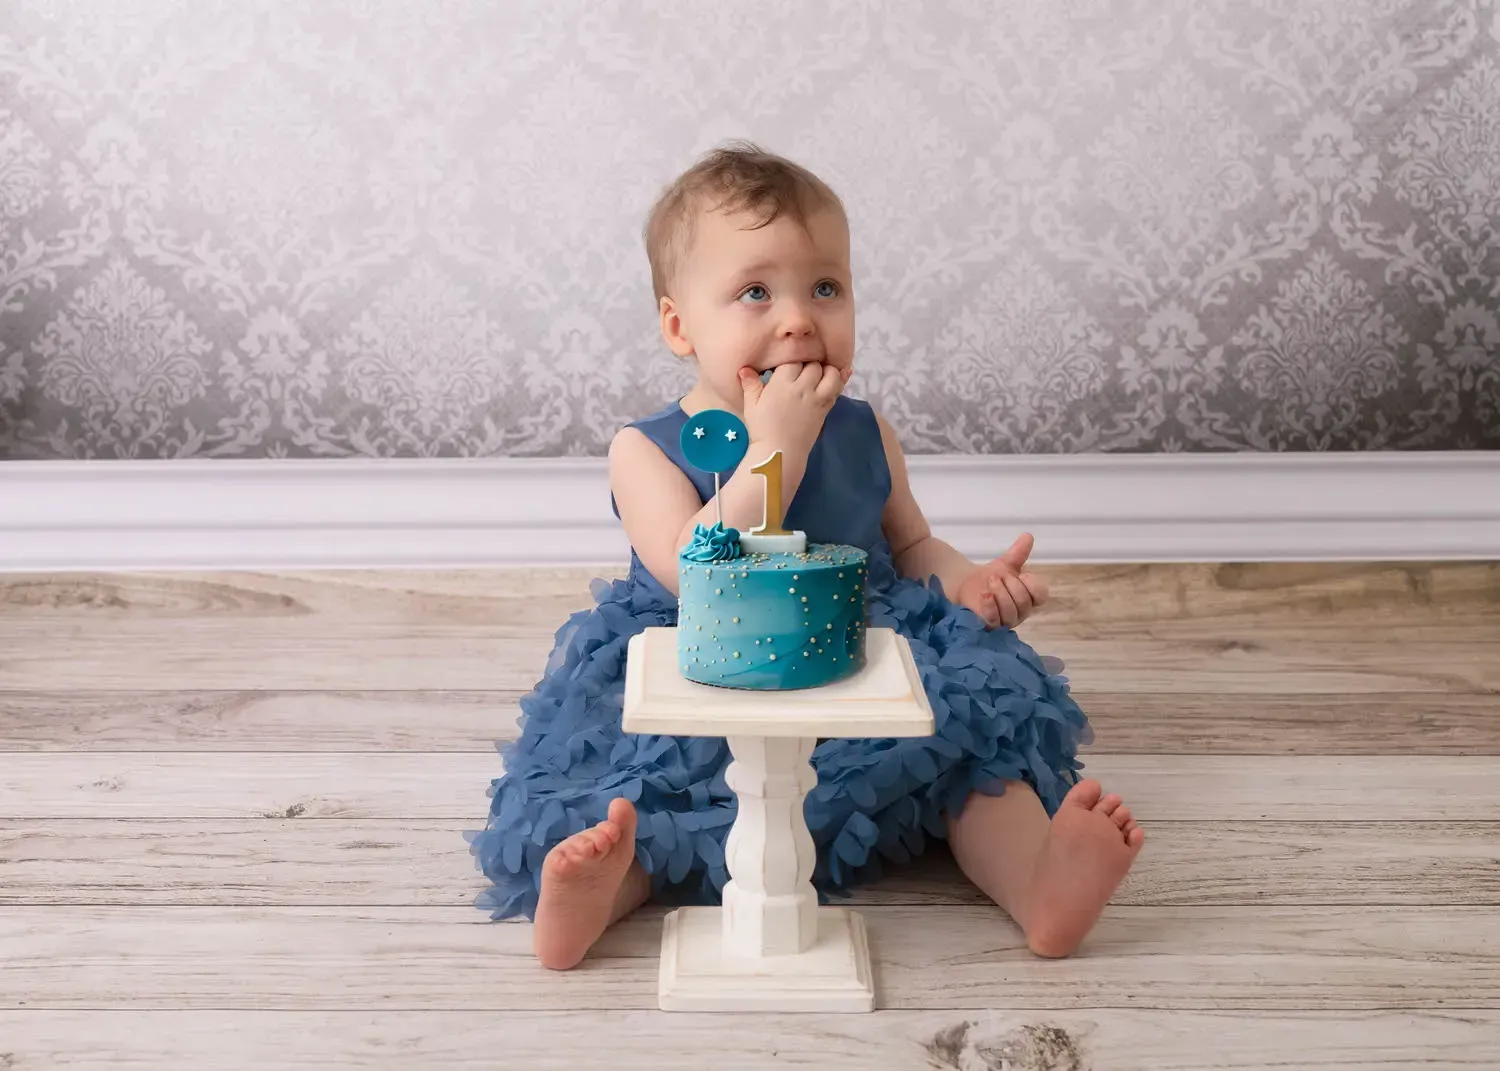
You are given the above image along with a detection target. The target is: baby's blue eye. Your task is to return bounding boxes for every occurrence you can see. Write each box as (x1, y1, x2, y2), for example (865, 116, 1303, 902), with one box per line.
(739, 285, 769, 304)
(814, 280, 839, 298)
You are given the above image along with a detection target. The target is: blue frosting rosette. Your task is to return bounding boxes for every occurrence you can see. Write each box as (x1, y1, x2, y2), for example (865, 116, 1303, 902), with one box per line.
(681, 521, 742, 562)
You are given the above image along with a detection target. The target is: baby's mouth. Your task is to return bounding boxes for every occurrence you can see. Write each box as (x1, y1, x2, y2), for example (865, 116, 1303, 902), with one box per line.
(759, 355, 828, 379)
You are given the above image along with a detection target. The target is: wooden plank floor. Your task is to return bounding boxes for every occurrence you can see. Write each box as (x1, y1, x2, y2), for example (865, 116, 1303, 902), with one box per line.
(1, 562, 1497, 1069)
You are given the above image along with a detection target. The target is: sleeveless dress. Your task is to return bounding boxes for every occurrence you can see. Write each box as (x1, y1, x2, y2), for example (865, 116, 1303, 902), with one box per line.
(467, 395, 1093, 920)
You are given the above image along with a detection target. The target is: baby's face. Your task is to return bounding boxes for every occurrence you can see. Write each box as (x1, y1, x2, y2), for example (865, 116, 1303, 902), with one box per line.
(664, 203, 854, 406)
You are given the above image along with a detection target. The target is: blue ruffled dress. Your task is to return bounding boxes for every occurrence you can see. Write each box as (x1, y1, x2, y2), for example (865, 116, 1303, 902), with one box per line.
(468, 395, 1092, 920)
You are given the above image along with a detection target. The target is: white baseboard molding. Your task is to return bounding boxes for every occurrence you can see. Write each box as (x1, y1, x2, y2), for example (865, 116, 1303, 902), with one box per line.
(1, 451, 1496, 571)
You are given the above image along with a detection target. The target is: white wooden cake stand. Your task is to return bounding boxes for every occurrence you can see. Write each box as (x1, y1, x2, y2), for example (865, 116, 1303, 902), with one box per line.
(621, 625, 934, 1013)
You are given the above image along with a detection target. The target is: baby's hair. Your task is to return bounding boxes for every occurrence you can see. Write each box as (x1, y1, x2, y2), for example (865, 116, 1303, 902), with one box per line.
(643, 140, 846, 302)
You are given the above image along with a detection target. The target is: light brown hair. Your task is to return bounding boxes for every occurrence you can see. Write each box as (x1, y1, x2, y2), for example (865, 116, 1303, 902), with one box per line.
(643, 141, 846, 301)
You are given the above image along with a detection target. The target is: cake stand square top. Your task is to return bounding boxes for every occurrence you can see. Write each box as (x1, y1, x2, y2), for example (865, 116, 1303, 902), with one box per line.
(622, 626, 935, 738)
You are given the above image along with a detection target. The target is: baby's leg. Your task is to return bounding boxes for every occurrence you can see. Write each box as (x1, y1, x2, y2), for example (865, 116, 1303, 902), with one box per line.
(533, 798, 651, 970)
(946, 779, 1144, 958)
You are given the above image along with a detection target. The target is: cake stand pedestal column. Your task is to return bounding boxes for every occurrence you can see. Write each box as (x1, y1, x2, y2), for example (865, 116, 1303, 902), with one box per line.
(622, 625, 934, 1013)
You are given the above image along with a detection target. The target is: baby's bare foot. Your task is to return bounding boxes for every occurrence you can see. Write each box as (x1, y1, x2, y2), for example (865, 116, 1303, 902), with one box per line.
(533, 797, 639, 970)
(1023, 779, 1144, 958)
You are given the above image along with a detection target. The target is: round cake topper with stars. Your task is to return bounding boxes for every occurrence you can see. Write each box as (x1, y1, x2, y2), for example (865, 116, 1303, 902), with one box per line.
(679, 408, 749, 473)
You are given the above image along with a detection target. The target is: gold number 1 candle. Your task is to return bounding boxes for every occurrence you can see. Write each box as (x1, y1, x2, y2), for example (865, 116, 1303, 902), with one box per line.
(750, 451, 793, 536)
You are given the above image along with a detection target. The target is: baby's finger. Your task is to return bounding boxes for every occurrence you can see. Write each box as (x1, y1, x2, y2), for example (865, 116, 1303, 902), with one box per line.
(1000, 571, 1033, 620)
(1018, 572, 1049, 605)
(795, 361, 824, 386)
(981, 591, 1003, 628)
(769, 363, 802, 387)
(814, 363, 844, 404)
(988, 574, 1020, 627)
(1001, 532, 1034, 571)
(739, 367, 765, 405)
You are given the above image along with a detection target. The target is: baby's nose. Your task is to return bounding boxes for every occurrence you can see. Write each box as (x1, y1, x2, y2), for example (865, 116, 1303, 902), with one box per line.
(779, 306, 816, 336)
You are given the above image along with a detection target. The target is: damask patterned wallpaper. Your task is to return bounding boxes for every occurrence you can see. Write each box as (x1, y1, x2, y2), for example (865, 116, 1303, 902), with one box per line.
(1, 0, 1497, 459)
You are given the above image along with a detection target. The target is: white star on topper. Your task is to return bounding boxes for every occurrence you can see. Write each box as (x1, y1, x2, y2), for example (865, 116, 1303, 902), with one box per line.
(725, 429, 738, 441)
(693, 426, 705, 438)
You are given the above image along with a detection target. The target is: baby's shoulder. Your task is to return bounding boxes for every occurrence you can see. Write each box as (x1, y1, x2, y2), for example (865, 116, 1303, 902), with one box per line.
(609, 400, 683, 458)
(607, 402, 697, 493)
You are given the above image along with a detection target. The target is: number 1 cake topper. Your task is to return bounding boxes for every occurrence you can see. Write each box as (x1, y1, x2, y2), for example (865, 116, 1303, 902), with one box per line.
(680, 408, 750, 528)
(679, 408, 803, 553)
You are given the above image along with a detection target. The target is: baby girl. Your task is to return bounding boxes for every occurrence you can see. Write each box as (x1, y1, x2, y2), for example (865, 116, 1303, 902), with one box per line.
(469, 142, 1144, 970)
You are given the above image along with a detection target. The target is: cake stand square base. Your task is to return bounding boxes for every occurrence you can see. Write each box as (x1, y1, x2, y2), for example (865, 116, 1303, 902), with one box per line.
(657, 906, 875, 1013)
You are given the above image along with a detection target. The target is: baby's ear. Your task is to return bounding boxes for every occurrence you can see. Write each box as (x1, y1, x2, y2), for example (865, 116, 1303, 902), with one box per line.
(659, 296, 694, 357)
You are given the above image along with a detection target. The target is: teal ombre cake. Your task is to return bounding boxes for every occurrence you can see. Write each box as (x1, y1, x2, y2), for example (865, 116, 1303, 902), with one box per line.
(677, 523, 867, 690)
(672, 408, 869, 690)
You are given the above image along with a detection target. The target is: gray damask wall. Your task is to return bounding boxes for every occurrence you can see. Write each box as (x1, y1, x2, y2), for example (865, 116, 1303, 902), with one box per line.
(1, 0, 1497, 459)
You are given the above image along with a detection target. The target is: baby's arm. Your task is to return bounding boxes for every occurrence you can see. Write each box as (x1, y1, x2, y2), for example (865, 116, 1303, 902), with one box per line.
(609, 427, 812, 598)
(875, 409, 1048, 628)
(874, 411, 979, 598)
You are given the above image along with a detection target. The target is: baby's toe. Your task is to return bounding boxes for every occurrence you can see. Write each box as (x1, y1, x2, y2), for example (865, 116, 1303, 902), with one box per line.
(1062, 780, 1103, 810)
(546, 845, 578, 877)
(581, 828, 614, 855)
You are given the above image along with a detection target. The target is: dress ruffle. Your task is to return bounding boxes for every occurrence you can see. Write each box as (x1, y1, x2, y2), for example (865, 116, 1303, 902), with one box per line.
(466, 544, 1092, 921)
